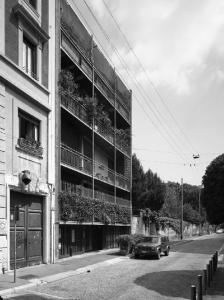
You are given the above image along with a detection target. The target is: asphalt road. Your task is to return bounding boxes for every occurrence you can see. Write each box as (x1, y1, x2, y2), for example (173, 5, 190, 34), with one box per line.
(4, 234, 224, 300)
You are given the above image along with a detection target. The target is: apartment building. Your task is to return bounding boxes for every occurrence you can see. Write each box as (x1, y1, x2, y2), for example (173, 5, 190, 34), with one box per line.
(55, 0, 132, 257)
(0, 0, 55, 270)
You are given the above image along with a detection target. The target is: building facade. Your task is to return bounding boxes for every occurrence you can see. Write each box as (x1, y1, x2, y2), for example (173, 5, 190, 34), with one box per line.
(55, 0, 132, 257)
(0, 0, 56, 270)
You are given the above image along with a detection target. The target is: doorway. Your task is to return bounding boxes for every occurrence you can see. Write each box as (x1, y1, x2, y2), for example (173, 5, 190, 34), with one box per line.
(10, 191, 43, 269)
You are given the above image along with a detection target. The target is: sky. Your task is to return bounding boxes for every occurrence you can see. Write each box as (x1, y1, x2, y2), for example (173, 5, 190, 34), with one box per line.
(70, 0, 224, 186)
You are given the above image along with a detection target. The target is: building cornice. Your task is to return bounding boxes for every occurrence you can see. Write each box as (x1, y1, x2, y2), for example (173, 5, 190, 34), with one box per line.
(0, 53, 51, 112)
(13, 2, 49, 42)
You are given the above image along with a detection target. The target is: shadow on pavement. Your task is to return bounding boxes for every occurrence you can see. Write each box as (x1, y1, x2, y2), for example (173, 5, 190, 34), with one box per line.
(134, 270, 201, 299)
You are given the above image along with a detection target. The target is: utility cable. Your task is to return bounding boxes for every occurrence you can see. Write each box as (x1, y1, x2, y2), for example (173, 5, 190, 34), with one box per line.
(101, 0, 199, 155)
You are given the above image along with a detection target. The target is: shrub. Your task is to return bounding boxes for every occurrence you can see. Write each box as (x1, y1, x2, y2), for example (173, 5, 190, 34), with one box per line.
(116, 234, 145, 253)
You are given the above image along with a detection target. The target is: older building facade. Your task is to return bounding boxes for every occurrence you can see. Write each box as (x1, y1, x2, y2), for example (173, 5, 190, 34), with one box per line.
(55, 0, 132, 258)
(0, 0, 56, 270)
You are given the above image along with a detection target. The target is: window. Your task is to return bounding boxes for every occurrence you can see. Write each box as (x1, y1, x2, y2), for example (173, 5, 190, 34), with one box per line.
(19, 110, 40, 143)
(23, 36, 37, 79)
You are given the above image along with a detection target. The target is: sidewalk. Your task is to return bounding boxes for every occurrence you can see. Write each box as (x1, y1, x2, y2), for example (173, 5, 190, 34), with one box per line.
(0, 248, 121, 297)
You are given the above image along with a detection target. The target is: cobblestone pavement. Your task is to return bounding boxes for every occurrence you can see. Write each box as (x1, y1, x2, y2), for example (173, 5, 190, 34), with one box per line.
(3, 233, 224, 300)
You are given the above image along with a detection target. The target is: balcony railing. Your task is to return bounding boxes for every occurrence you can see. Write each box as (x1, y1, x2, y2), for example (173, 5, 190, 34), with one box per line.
(61, 94, 90, 126)
(61, 144, 92, 176)
(61, 182, 131, 207)
(17, 137, 43, 157)
(61, 94, 115, 145)
(94, 119, 114, 145)
(61, 144, 130, 191)
(116, 136, 131, 157)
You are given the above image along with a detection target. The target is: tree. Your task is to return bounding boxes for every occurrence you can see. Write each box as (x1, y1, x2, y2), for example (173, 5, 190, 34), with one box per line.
(139, 170, 165, 212)
(160, 181, 181, 219)
(132, 154, 145, 214)
(202, 154, 224, 225)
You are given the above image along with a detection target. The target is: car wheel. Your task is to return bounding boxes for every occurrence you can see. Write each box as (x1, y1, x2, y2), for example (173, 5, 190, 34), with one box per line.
(156, 251, 161, 260)
(164, 248, 169, 256)
(134, 253, 139, 259)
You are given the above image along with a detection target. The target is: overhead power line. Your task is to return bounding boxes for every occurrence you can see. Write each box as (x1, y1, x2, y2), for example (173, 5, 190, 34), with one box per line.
(76, 0, 192, 164)
(101, 0, 199, 156)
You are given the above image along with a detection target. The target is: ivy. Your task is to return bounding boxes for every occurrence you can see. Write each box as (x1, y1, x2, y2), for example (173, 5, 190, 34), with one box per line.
(141, 208, 188, 234)
(59, 192, 130, 224)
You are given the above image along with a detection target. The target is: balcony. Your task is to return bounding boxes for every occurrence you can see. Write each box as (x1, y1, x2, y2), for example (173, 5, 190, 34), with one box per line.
(61, 144, 92, 176)
(61, 94, 115, 145)
(94, 119, 114, 145)
(60, 144, 130, 191)
(61, 94, 90, 126)
(61, 182, 131, 207)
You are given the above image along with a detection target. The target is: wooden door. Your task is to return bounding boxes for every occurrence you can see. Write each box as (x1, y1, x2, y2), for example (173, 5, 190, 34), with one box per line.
(10, 191, 43, 269)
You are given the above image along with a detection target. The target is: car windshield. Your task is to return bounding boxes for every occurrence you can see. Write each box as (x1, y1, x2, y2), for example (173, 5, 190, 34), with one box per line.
(142, 237, 159, 243)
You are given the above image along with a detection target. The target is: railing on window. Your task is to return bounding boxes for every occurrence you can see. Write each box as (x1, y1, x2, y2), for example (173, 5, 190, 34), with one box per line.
(17, 137, 43, 157)
(61, 182, 130, 207)
(61, 144, 92, 176)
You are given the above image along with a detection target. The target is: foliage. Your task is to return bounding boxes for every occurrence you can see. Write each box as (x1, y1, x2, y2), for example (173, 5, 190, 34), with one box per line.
(159, 216, 182, 234)
(132, 154, 145, 214)
(116, 129, 130, 147)
(140, 170, 165, 212)
(116, 234, 145, 253)
(183, 203, 202, 224)
(202, 154, 224, 224)
(59, 192, 130, 224)
(58, 70, 78, 96)
(59, 70, 113, 130)
(160, 181, 181, 219)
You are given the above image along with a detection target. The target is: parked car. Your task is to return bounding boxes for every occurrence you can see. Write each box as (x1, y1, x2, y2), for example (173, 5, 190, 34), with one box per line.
(133, 235, 170, 259)
(216, 228, 224, 234)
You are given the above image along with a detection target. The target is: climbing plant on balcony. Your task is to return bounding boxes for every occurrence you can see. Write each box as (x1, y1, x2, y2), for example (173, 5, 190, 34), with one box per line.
(59, 192, 130, 224)
(58, 70, 79, 96)
(116, 128, 130, 148)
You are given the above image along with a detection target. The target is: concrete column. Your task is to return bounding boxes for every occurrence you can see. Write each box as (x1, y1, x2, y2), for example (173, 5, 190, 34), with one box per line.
(48, 0, 56, 263)
(18, 21, 23, 69)
(0, 0, 5, 54)
(37, 42, 42, 82)
(0, 80, 7, 270)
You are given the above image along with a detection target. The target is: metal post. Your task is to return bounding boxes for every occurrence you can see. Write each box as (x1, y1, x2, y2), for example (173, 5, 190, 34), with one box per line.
(114, 68, 116, 204)
(91, 35, 95, 204)
(191, 285, 196, 300)
(180, 178, 183, 239)
(197, 275, 203, 300)
(14, 207, 17, 283)
(210, 260, 213, 281)
(215, 251, 218, 271)
(213, 254, 216, 272)
(207, 264, 210, 287)
(199, 187, 201, 235)
(203, 269, 207, 294)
